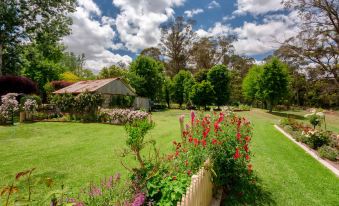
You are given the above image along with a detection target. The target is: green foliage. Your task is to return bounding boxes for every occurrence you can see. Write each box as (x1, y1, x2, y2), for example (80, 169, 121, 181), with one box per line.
(171, 70, 194, 107)
(242, 65, 263, 102)
(207, 64, 231, 107)
(50, 94, 75, 113)
(162, 77, 172, 108)
(109, 96, 135, 108)
(257, 57, 290, 112)
(318, 145, 338, 161)
(98, 65, 127, 79)
(147, 172, 190, 206)
(0, 0, 76, 75)
(194, 69, 208, 83)
(129, 56, 164, 100)
(308, 114, 321, 129)
(302, 130, 330, 149)
(189, 80, 215, 109)
(74, 92, 103, 115)
(60, 72, 80, 82)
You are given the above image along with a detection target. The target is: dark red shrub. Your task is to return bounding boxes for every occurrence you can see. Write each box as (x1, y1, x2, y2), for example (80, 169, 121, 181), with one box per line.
(0, 76, 38, 97)
(50, 81, 73, 90)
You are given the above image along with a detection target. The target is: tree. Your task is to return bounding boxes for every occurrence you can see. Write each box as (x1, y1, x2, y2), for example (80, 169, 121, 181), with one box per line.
(140, 47, 161, 61)
(98, 65, 127, 79)
(281, 0, 339, 86)
(207, 65, 231, 108)
(242, 65, 264, 103)
(160, 16, 195, 76)
(257, 57, 290, 112)
(0, 0, 76, 75)
(129, 56, 164, 100)
(162, 77, 172, 108)
(227, 55, 255, 104)
(190, 81, 215, 110)
(171, 70, 194, 108)
(194, 69, 208, 83)
(191, 37, 217, 70)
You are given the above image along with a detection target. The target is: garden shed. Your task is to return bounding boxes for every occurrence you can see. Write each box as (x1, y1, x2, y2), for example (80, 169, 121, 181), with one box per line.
(53, 78, 150, 110)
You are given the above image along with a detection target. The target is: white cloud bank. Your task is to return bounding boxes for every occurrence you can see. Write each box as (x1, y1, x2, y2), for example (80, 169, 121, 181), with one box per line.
(113, 0, 185, 52)
(234, 0, 284, 15)
(196, 11, 300, 56)
(63, 0, 132, 72)
(208, 1, 220, 9)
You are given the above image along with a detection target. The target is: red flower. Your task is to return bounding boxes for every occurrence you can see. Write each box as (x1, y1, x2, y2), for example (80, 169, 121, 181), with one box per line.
(201, 139, 207, 147)
(246, 154, 250, 160)
(243, 144, 249, 153)
(218, 112, 224, 122)
(187, 170, 192, 176)
(203, 128, 210, 138)
(189, 136, 193, 143)
(233, 147, 241, 159)
(236, 133, 241, 141)
(172, 176, 177, 180)
(193, 138, 199, 146)
(175, 151, 179, 157)
(185, 160, 188, 166)
(245, 136, 251, 143)
(212, 138, 218, 145)
(214, 122, 220, 133)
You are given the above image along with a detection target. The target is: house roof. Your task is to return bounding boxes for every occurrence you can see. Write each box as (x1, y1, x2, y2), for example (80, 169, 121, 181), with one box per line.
(53, 78, 136, 96)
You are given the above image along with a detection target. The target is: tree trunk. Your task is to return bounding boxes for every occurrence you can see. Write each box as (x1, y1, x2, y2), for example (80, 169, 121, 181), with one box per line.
(0, 44, 3, 76)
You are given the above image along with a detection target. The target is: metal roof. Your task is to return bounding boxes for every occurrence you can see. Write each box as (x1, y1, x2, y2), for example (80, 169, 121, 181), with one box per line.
(53, 78, 136, 95)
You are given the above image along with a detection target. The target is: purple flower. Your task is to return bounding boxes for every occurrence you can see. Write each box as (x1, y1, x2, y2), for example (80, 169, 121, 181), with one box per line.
(89, 185, 102, 197)
(131, 193, 145, 206)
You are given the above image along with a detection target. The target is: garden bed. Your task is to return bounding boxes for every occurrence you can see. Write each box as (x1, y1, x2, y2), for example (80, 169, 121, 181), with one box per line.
(275, 125, 339, 176)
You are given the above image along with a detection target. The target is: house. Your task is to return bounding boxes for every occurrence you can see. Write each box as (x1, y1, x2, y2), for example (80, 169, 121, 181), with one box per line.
(53, 78, 149, 110)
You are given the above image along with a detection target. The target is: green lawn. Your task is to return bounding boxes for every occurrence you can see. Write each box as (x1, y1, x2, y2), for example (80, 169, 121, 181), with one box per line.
(0, 109, 338, 205)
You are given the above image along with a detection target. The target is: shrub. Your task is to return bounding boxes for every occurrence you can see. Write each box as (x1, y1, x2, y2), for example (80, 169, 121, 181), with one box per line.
(50, 93, 75, 113)
(301, 130, 330, 149)
(0, 93, 19, 124)
(318, 145, 338, 161)
(100, 109, 149, 124)
(238, 104, 251, 111)
(0, 76, 38, 97)
(308, 114, 321, 129)
(189, 81, 215, 109)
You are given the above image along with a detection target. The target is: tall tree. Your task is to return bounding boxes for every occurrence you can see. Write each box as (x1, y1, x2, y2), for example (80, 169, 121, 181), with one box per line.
(98, 65, 127, 79)
(0, 0, 76, 75)
(242, 65, 264, 103)
(129, 56, 164, 100)
(257, 57, 290, 112)
(172, 70, 194, 108)
(207, 65, 231, 108)
(191, 37, 217, 70)
(281, 0, 339, 85)
(140, 47, 161, 61)
(190, 80, 215, 110)
(160, 16, 195, 76)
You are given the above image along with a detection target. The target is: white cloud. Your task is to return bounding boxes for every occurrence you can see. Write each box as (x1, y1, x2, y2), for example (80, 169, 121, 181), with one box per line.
(113, 0, 185, 52)
(196, 11, 300, 56)
(184, 8, 204, 17)
(63, 0, 132, 71)
(196, 22, 232, 38)
(233, 11, 300, 55)
(208, 1, 220, 9)
(234, 0, 284, 15)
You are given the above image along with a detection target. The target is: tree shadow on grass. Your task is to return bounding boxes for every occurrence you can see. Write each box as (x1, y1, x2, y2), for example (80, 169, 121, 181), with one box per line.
(221, 176, 276, 206)
(270, 111, 305, 120)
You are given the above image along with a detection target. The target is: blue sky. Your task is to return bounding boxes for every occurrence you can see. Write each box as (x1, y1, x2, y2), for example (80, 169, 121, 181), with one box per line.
(62, 0, 300, 71)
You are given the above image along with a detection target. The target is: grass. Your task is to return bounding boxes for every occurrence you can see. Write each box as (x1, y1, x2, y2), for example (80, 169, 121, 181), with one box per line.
(0, 109, 338, 205)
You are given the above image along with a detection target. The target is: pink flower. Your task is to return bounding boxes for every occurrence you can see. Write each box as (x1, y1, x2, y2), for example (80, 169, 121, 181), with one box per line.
(190, 110, 195, 125)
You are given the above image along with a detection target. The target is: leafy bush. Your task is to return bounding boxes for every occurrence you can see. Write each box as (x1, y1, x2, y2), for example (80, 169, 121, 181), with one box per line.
(238, 104, 251, 111)
(301, 130, 330, 149)
(50, 93, 75, 113)
(0, 76, 38, 97)
(189, 80, 215, 109)
(318, 145, 338, 161)
(308, 114, 321, 129)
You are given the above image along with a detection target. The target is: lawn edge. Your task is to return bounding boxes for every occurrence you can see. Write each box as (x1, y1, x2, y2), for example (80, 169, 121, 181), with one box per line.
(274, 124, 339, 177)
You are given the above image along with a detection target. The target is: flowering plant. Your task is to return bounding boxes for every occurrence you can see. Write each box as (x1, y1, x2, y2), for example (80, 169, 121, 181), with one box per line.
(23, 99, 38, 113)
(0, 93, 19, 124)
(168, 111, 256, 203)
(100, 109, 149, 125)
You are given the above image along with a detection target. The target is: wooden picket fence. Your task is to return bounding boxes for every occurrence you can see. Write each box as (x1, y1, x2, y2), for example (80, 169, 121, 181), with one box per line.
(177, 160, 213, 206)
